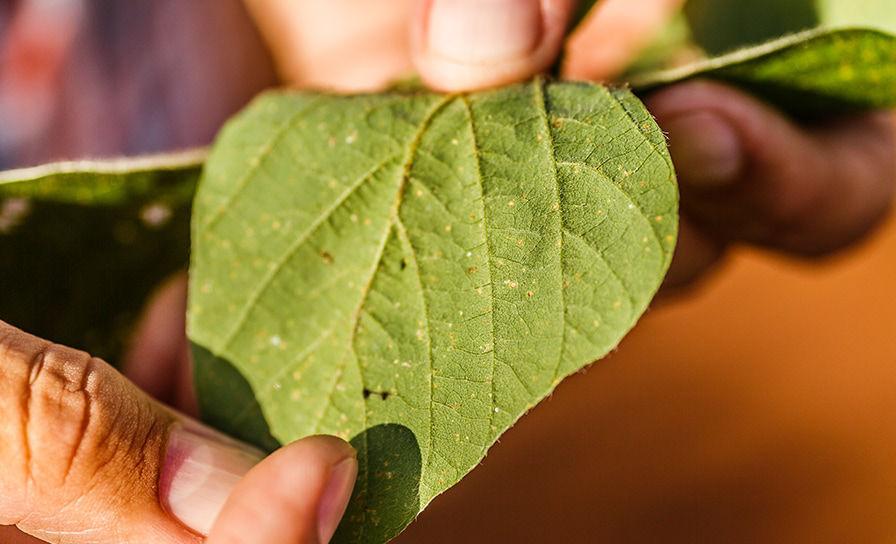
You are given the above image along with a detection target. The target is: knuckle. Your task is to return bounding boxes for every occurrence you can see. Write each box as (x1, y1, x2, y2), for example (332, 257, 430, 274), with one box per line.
(762, 114, 896, 258)
(25, 344, 98, 486)
(763, 159, 824, 224)
(872, 141, 896, 203)
(858, 115, 896, 200)
(0, 322, 167, 521)
(7, 340, 122, 510)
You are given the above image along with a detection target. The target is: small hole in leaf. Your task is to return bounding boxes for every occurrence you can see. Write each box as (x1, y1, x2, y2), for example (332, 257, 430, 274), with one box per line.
(400, 259, 408, 270)
(362, 388, 390, 401)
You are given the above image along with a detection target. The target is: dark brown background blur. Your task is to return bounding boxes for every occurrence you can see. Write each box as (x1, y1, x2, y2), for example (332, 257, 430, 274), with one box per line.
(2, 1, 894, 542)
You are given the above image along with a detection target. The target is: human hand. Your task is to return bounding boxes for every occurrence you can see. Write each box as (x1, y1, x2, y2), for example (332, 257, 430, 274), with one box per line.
(8, 1, 895, 540)
(241, 0, 682, 91)
(0, 314, 357, 543)
(244, 0, 896, 291)
(648, 82, 896, 290)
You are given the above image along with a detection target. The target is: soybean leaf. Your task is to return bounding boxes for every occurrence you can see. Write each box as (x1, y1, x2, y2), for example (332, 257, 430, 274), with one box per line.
(188, 80, 678, 543)
(0, 151, 204, 360)
(685, 0, 896, 54)
(632, 28, 896, 118)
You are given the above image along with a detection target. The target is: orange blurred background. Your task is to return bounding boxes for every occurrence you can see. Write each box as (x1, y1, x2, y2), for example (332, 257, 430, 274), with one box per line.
(6, 218, 893, 538)
(399, 214, 896, 542)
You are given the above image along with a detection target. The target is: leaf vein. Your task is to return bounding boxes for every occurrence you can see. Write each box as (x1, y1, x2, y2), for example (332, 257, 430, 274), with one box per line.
(201, 96, 323, 232)
(534, 78, 570, 389)
(219, 153, 402, 352)
(460, 95, 499, 438)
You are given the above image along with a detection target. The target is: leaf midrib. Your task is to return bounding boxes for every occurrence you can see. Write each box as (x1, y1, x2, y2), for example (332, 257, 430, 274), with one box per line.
(458, 94, 500, 436)
(532, 80, 570, 392)
(216, 152, 403, 353)
(345, 95, 454, 537)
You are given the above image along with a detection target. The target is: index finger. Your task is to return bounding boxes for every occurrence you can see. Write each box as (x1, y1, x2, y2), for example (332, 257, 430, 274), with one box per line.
(564, 0, 686, 81)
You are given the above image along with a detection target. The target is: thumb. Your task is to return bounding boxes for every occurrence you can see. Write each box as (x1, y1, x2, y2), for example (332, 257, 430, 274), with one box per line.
(207, 436, 357, 544)
(0, 322, 356, 543)
(411, 0, 576, 91)
(563, 0, 686, 81)
(0, 320, 253, 542)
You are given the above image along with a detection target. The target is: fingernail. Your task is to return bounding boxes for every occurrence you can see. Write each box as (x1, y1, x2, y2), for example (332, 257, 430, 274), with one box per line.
(427, 0, 543, 64)
(664, 112, 744, 188)
(161, 424, 265, 536)
(317, 455, 358, 544)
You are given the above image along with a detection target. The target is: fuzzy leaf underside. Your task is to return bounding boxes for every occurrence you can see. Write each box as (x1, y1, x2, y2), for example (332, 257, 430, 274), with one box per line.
(0, 151, 203, 360)
(188, 80, 678, 543)
(633, 28, 896, 118)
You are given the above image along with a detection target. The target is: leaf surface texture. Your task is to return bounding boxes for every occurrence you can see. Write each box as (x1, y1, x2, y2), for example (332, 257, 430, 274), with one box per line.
(188, 80, 678, 542)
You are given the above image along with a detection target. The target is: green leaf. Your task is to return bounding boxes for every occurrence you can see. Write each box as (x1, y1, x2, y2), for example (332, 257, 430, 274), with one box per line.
(686, 0, 896, 54)
(188, 80, 678, 543)
(632, 28, 896, 118)
(0, 151, 203, 360)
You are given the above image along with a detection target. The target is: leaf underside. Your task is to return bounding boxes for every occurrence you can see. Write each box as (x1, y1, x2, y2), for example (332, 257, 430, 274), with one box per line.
(633, 28, 896, 118)
(0, 152, 203, 360)
(188, 80, 677, 543)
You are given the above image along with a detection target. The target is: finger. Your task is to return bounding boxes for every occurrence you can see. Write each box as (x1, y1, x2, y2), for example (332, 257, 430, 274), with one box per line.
(243, 0, 415, 91)
(0, 321, 264, 543)
(207, 436, 357, 544)
(412, 0, 576, 91)
(124, 274, 189, 405)
(647, 80, 896, 257)
(661, 217, 728, 294)
(123, 273, 198, 416)
(563, 0, 686, 81)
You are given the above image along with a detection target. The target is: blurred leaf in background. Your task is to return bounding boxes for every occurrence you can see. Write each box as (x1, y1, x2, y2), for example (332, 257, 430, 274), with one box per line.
(686, 0, 896, 54)
(0, 153, 202, 362)
(633, 28, 896, 118)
